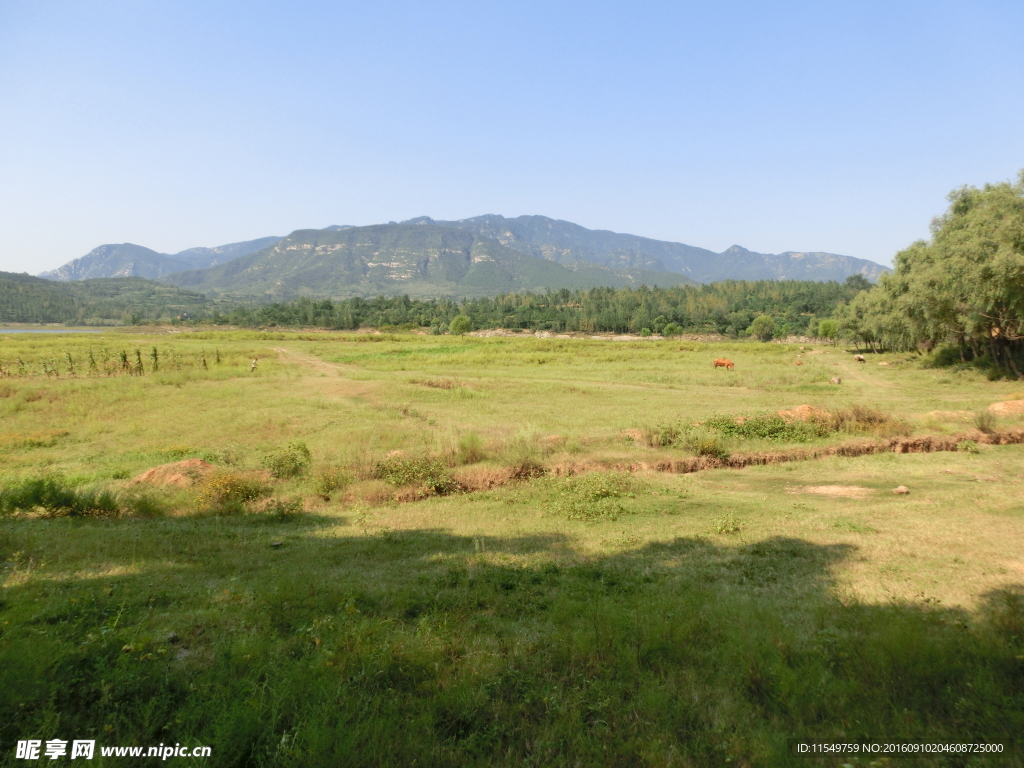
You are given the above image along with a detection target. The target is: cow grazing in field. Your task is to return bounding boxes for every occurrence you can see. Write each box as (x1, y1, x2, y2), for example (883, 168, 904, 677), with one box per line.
(713, 358, 735, 370)
(830, 376, 842, 384)
(854, 354, 866, 363)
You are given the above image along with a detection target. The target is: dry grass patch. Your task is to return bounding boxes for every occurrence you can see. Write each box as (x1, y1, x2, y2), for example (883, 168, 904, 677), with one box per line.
(792, 484, 875, 499)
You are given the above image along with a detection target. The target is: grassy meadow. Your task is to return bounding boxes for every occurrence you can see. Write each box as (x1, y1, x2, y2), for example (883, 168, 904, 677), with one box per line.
(1, 328, 1023, 766)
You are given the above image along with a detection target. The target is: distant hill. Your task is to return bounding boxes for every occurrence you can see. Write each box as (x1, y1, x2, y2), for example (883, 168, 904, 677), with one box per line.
(0, 271, 218, 324)
(38, 236, 282, 282)
(404, 214, 888, 283)
(160, 224, 696, 299)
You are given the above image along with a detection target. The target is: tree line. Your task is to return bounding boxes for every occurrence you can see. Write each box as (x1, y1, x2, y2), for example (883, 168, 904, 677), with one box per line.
(210, 279, 870, 337)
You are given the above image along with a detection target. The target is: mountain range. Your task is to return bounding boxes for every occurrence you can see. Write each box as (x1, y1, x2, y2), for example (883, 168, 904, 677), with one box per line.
(37, 215, 889, 298)
(161, 224, 693, 299)
(38, 237, 281, 282)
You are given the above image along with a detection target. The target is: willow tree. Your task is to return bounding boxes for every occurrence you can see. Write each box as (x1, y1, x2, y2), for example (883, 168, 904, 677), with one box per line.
(842, 171, 1024, 373)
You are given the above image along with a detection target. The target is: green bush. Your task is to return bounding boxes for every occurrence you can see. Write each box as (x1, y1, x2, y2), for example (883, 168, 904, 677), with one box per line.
(314, 466, 353, 497)
(373, 455, 460, 495)
(687, 431, 731, 459)
(262, 442, 312, 479)
(706, 414, 827, 442)
(0, 476, 122, 518)
(196, 470, 269, 514)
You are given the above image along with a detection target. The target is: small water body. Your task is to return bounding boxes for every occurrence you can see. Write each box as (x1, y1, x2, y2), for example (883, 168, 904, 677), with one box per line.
(0, 328, 102, 334)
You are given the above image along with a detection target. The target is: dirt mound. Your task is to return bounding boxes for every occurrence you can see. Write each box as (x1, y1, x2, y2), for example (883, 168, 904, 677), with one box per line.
(131, 459, 215, 488)
(793, 485, 874, 499)
(988, 400, 1024, 415)
(778, 405, 826, 421)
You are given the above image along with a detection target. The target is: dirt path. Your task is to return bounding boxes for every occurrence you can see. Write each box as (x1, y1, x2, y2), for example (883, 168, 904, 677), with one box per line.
(273, 346, 376, 401)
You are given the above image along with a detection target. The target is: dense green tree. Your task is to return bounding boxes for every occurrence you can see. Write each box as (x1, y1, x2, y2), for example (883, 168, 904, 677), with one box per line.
(831, 170, 1024, 374)
(747, 315, 776, 341)
(448, 315, 472, 335)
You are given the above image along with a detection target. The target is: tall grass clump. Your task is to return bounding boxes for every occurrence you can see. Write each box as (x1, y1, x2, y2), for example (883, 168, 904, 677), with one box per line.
(456, 431, 487, 464)
(372, 455, 460, 495)
(262, 441, 312, 479)
(0, 477, 121, 518)
(817, 405, 911, 437)
(974, 409, 998, 434)
(640, 422, 730, 459)
(494, 430, 547, 478)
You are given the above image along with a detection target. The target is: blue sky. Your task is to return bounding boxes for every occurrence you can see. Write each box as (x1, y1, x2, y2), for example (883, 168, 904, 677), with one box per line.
(1, 0, 1022, 274)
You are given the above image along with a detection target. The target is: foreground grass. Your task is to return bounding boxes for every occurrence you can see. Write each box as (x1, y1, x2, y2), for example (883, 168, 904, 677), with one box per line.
(2, 329, 1024, 765)
(2, 507, 1022, 766)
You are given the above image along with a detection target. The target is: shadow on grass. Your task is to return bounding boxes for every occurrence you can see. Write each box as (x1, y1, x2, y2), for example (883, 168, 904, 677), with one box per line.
(1, 518, 1022, 767)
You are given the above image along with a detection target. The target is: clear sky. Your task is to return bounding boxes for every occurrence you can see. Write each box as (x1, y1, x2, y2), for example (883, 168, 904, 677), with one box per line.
(2, 0, 1022, 274)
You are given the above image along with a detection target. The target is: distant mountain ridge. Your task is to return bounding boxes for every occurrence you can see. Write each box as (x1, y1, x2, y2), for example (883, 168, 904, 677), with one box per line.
(37, 215, 889, 294)
(38, 236, 281, 281)
(403, 214, 888, 283)
(161, 224, 695, 299)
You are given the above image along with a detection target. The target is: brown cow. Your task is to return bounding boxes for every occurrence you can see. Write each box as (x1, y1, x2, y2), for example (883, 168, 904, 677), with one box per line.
(712, 358, 734, 370)
(854, 354, 866, 363)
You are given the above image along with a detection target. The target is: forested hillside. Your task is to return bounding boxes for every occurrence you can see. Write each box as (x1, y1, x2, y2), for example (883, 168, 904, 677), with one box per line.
(213, 278, 865, 336)
(0, 272, 218, 324)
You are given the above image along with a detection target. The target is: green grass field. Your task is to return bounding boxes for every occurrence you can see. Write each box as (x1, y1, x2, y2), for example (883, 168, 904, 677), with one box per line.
(1, 328, 1023, 766)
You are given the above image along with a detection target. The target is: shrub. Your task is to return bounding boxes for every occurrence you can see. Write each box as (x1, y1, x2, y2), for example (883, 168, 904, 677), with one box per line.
(262, 442, 312, 479)
(372, 455, 460, 495)
(196, 471, 269, 514)
(314, 466, 353, 497)
(262, 496, 304, 517)
(640, 328, 652, 337)
(687, 431, 731, 459)
(555, 472, 637, 521)
(0, 476, 121, 518)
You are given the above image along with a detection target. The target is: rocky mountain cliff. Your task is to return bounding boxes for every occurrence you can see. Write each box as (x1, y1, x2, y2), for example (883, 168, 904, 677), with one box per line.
(404, 214, 888, 283)
(160, 224, 694, 299)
